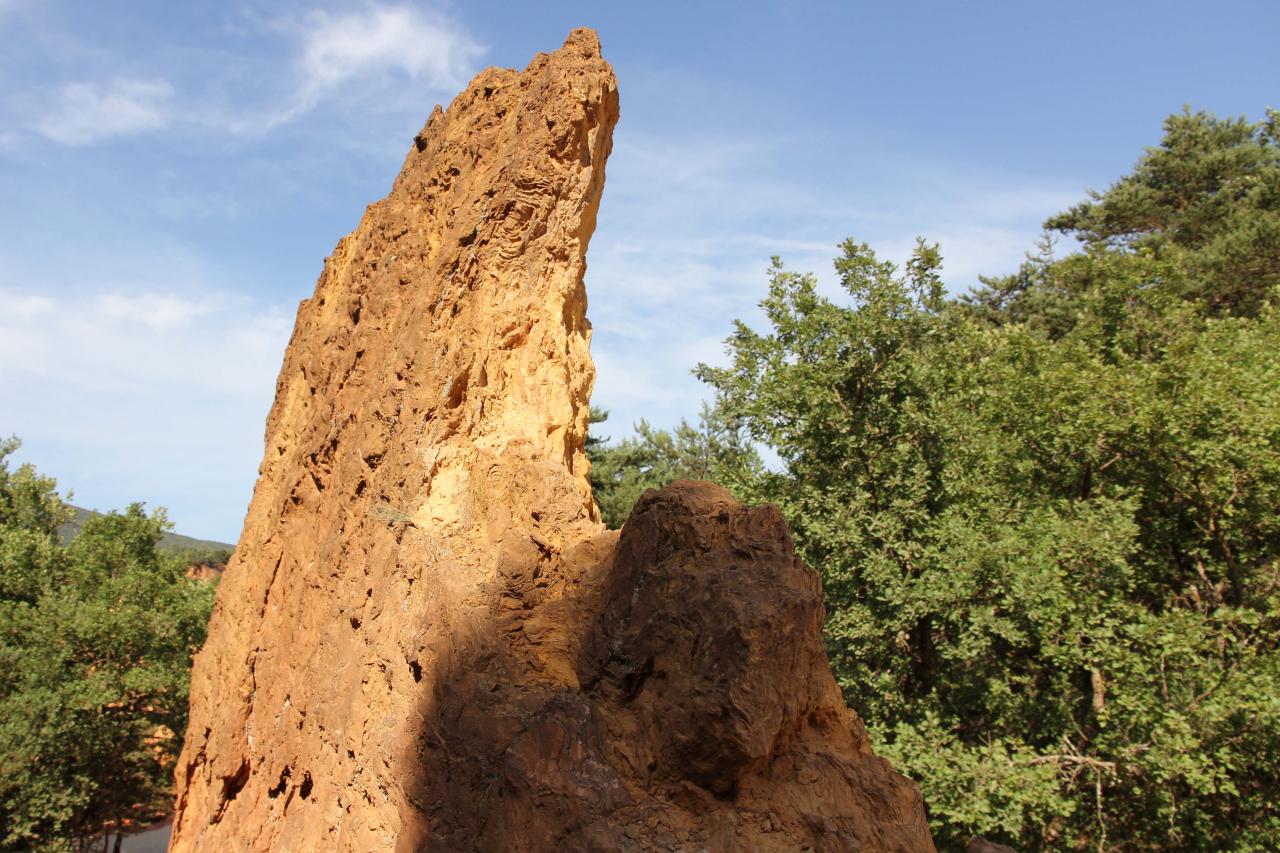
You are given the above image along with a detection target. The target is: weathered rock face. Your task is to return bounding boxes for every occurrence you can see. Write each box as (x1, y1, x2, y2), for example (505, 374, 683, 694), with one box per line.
(170, 29, 935, 853)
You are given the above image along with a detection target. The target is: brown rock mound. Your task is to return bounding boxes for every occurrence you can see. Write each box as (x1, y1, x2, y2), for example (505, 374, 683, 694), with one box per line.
(170, 29, 934, 853)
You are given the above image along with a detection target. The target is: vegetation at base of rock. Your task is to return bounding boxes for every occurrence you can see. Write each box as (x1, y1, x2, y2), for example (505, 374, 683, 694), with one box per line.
(588, 109, 1280, 849)
(0, 439, 217, 852)
(587, 405, 761, 528)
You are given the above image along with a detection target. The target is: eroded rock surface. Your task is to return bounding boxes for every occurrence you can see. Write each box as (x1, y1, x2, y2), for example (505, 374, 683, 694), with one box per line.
(170, 29, 934, 853)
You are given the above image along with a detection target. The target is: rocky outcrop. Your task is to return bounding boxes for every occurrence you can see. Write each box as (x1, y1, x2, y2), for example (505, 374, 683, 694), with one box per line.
(169, 29, 934, 853)
(412, 479, 933, 851)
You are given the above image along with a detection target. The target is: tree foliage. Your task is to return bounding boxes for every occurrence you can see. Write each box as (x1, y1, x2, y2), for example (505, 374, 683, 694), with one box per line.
(988, 108, 1280, 322)
(689, 110, 1280, 850)
(0, 439, 216, 852)
(586, 405, 760, 528)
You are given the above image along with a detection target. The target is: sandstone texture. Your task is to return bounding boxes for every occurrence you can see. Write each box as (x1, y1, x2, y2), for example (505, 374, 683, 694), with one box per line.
(170, 29, 935, 852)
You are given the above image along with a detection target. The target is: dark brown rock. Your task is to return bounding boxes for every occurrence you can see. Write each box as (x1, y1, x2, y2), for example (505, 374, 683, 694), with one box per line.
(406, 481, 933, 851)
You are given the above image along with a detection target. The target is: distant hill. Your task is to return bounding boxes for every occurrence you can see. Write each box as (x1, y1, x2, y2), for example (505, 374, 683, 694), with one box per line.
(57, 506, 236, 556)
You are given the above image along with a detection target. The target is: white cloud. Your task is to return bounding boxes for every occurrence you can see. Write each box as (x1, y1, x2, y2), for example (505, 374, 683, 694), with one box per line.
(21, 5, 484, 143)
(583, 127, 1085, 441)
(9, 293, 55, 319)
(193, 4, 485, 135)
(96, 292, 218, 332)
(301, 5, 481, 95)
(0, 286, 293, 539)
(35, 77, 173, 145)
(0, 287, 290, 396)
(270, 3, 484, 124)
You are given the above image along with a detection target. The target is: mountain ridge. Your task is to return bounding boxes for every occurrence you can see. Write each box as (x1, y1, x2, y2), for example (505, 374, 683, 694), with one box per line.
(57, 505, 235, 555)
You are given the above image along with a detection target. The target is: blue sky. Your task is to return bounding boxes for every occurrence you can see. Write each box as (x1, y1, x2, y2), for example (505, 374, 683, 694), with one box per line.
(1, 0, 1276, 541)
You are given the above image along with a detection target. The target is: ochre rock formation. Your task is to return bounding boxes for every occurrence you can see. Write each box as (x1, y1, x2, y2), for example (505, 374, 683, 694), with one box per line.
(170, 29, 935, 853)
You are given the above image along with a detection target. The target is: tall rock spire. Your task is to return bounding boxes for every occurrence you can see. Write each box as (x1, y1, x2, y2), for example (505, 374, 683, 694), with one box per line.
(170, 29, 934, 852)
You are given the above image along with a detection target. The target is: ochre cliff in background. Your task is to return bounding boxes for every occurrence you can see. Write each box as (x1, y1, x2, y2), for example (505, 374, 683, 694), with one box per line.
(170, 29, 935, 852)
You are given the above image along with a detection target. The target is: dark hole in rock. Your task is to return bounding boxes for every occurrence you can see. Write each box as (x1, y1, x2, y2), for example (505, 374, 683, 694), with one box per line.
(221, 759, 250, 804)
(267, 767, 291, 799)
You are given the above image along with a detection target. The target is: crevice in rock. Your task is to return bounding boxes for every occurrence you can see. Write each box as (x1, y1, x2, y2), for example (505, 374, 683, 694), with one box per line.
(213, 758, 250, 820)
(267, 767, 291, 799)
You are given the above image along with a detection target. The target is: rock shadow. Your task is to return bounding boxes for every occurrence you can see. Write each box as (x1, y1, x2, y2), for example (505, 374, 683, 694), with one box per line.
(400, 481, 935, 852)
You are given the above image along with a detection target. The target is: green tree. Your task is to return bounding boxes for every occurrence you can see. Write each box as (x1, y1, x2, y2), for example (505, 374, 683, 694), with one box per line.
(0, 439, 216, 852)
(586, 406, 761, 528)
(981, 108, 1280, 321)
(696, 110, 1280, 850)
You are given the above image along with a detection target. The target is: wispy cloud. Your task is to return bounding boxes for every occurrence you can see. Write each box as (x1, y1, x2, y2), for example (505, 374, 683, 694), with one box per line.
(22, 4, 484, 143)
(0, 287, 290, 399)
(9, 293, 54, 319)
(297, 4, 482, 104)
(585, 127, 1084, 439)
(0, 286, 292, 539)
(237, 3, 486, 131)
(35, 78, 173, 145)
(95, 291, 219, 332)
